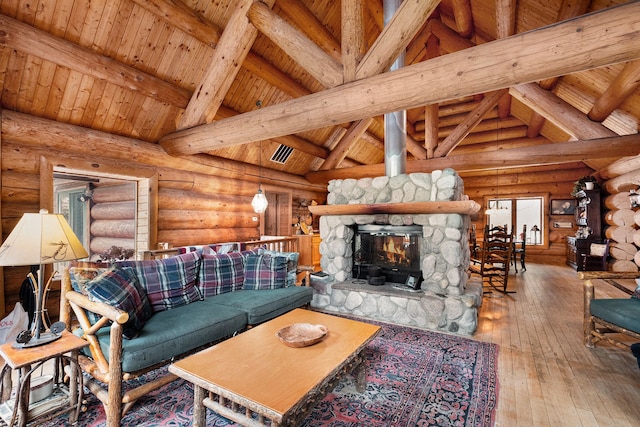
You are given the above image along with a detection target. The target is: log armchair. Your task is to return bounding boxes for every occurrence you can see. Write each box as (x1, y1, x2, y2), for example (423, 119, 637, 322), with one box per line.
(579, 271, 640, 350)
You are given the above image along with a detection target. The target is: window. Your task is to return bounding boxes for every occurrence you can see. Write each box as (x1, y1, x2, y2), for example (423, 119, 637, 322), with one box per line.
(486, 196, 544, 245)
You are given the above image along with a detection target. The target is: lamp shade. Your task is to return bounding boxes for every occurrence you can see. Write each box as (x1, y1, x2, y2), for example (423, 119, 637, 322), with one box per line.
(251, 189, 268, 214)
(0, 209, 89, 266)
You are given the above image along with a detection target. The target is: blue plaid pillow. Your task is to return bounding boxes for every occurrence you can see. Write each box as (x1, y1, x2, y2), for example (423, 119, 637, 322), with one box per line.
(119, 252, 202, 312)
(262, 250, 299, 287)
(243, 254, 288, 290)
(199, 252, 245, 297)
(632, 279, 640, 299)
(85, 266, 153, 339)
(69, 264, 110, 324)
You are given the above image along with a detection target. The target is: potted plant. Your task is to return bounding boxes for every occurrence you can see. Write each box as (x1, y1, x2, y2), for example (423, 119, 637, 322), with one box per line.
(571, 176, 599, 197)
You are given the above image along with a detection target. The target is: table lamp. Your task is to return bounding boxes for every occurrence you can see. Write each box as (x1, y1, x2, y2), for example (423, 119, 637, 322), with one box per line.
(0, 209, 88, 347)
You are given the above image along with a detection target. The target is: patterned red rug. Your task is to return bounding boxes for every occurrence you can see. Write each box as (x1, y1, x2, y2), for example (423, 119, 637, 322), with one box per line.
(43, 317, 499, 426)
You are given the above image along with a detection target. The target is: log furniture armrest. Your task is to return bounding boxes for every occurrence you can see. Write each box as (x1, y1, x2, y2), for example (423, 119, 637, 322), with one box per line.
(578, 271, 640, 350)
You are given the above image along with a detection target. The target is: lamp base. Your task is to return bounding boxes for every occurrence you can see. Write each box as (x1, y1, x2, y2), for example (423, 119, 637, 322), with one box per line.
(12, 331, 62, 349)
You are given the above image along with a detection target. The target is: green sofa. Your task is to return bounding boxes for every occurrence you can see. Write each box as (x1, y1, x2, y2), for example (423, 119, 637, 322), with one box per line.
(61, 246, 312, 427)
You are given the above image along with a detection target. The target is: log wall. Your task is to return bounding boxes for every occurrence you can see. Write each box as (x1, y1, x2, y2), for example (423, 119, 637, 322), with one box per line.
(461, 162, 595, 265)
(599, 154, 640, 272)
(0, 110, 326, 317)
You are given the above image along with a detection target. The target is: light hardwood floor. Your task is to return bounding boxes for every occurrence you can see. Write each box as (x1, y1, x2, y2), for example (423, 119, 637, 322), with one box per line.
(473, 262, 640, 427)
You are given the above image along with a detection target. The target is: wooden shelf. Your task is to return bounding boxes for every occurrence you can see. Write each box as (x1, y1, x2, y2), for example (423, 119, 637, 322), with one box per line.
(308, 200, 480, 216)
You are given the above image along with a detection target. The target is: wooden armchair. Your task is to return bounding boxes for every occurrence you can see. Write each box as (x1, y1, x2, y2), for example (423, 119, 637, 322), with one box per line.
(469, 225, 514, 294)
(579, 271, 640, 350)
(59, 268, 178, 427)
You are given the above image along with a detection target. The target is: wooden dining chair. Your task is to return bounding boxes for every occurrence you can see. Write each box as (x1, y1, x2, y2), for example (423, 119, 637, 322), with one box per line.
(512, 224, 526, 273)
(469, 225, 515, 294)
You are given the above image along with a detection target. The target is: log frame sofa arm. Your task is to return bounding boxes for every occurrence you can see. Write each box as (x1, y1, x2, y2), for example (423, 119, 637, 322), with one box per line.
(578, 271, 640, 349)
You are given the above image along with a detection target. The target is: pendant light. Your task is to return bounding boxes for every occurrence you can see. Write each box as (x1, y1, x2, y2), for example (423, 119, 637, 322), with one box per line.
(252, 100, 268, 214)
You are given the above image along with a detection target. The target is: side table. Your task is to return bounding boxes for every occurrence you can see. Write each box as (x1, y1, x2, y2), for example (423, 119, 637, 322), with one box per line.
(0, 331, 87, 427)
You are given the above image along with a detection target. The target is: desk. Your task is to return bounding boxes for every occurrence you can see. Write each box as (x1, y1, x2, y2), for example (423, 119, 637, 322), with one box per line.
(0, 331, 87, 427)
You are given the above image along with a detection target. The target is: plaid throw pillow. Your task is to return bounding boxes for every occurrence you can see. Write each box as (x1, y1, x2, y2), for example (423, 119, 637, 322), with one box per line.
(632, 279, 640, 299)
(262, 250, 299, 287)
(199, 252, 245, 297)
(119, 251, 202, 312)
(85, 266, 153, 339)
(243, 254, 288, 290)
(69, 264, 110, 324)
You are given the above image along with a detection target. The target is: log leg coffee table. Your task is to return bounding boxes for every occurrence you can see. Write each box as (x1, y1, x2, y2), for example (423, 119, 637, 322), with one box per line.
(169, 309, 380, 427)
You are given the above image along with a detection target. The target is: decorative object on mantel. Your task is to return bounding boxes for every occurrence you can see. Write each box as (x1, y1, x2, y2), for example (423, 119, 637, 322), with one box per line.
(277, 323, 328, 347)
(0, 209, 88, 347)
(308, 200, 480, 216)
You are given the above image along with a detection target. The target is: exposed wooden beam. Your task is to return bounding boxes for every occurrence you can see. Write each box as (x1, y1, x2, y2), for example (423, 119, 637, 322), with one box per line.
(356, 0, 440, 79)
(248, 2, 343, 88)
(160, 3, 640, 155)
(495, 0, 516, 40)
(0, 14, 191, 108)
(276, 0, 341, 62)
(405, 134, 428, 160)
(129, 0, 222, 48)
(588, 60, 640, 122)
(319, 118, 374, 170)
(342, 0, 365, 83)
(304, 135, 640, 183)
(510, 83, 616, 140)
(450, 0, 474, 38)
(177, 0, 262, 129)
(525, 0, 590, 137)
(434, 89, 508, 157)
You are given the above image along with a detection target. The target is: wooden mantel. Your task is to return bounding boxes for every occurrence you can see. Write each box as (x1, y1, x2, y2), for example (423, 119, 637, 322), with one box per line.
(308, 200, 481, 216)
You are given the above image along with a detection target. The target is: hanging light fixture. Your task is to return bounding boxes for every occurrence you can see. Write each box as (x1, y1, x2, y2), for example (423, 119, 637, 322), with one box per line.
(252, 100, 268, 214)
(485, 115, 502, 216)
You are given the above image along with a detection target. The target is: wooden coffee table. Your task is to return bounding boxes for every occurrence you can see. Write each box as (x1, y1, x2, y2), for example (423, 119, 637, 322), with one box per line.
(169, 309, 380, 427)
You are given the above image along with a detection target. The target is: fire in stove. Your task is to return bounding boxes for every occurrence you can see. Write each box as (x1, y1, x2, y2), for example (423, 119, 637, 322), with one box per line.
(381, 236, 411, 267)
(352, 224, 422, 285)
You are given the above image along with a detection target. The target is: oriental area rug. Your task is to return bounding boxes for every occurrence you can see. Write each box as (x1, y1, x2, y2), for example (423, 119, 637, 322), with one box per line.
(43, 317, 499, 427)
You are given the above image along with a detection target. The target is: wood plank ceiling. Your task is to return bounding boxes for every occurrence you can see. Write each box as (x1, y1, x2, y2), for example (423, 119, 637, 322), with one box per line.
(0, 0, 639, 187)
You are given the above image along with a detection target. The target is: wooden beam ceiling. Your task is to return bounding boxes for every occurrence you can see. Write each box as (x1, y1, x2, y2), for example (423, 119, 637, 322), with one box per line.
(159, 2, 640, 157)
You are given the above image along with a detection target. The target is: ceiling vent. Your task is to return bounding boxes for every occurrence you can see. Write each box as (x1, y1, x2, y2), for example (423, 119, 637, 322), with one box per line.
(270, 144, 293, 164)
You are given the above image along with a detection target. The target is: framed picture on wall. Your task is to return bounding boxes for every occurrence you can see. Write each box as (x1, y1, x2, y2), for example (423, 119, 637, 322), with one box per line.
(550, 199, 576, 215)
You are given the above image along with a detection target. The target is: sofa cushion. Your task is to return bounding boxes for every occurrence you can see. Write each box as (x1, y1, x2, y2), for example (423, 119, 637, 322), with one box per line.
(631, 279, 640, 299)
(261, 250, 299, 287)
(243, 254, 288, 290)
(86, 299, 247, 372)
(210, 287, 313, 324)
(68, 264, 110, 324)
(590, 298, 640, 334)
(120, 252, 202, 312)
(85, 266, 153, 339)
(199, 252, 245, 297)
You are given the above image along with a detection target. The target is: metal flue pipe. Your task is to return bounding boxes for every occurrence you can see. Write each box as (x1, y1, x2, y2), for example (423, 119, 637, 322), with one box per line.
(383, 0, 407, 177)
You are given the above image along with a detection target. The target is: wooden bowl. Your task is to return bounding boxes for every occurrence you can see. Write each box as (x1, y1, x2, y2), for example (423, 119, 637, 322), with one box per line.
(277, 323, 328, 347)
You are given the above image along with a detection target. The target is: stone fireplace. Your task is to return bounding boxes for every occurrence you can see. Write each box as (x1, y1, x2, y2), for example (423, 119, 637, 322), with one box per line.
(308, 170, 482, 336)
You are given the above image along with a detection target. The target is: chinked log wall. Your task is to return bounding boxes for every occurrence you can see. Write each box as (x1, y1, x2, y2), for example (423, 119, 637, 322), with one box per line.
(89, 183, 136, 258)
(600, 154, 640, 272)
(0, 110, 326, 316)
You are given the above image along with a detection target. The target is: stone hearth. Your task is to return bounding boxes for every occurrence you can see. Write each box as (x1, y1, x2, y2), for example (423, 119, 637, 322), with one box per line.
(309, 170, 482, 336)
